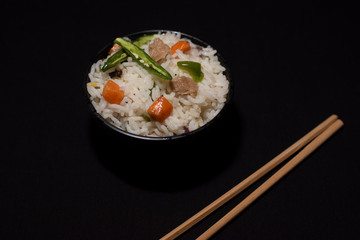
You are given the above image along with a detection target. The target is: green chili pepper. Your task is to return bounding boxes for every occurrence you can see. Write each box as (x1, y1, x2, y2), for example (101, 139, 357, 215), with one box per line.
(134, 34, 154, 47)
(101, 49, 128, 72)
(115, 37, 172, 80)
(101, 35, 153, 72)
(177, 61, 204, 82)
(142, 115, 151, 122)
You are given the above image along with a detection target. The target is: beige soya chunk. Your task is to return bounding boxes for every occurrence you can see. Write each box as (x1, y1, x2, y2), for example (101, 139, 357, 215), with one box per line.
(170, 76, 198, 98)
(148, 38, 170, 63)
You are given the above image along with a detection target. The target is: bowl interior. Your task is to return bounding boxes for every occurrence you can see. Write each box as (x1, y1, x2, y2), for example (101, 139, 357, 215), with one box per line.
(85, 30, 233, 141)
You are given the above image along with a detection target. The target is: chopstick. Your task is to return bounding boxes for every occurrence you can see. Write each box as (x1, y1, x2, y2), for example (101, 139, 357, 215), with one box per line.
(160, 114, 343, 240)
(196, 118, 343, 239)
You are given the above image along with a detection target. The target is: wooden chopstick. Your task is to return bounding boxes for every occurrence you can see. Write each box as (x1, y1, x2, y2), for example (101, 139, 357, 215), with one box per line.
(160, 115, 341, 240)
(196, 118, 343, 240)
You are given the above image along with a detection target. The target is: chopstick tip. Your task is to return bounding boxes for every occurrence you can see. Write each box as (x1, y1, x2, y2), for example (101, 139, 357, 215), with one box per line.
(330, 114, 338, 120)
(336, 119, 344, 127)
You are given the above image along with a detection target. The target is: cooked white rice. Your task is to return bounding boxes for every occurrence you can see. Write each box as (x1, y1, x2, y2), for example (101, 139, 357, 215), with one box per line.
(87, 31, 229, 137)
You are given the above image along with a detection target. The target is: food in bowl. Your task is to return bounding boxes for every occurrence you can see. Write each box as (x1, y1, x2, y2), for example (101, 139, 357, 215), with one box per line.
(87, 31, 230, 137)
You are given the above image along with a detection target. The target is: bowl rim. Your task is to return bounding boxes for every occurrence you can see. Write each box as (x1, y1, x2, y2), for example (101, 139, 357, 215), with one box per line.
(84, 29, 233, 141)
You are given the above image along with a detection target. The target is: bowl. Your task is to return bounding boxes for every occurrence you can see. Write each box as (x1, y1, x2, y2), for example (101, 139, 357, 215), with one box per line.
(85, 30, 233, 141)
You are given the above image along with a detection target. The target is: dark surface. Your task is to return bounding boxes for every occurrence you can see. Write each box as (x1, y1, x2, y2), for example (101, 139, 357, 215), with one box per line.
(2, 2, 359, 240)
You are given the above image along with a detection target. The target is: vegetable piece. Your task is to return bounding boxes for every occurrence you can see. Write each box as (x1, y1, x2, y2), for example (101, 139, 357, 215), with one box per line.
(102, 80, 124, 105)
(115, 37, 173, 80)
(134, 34, 154, 47)
(171, 41, 191, 55)
(101, 49, 127, 72)
(142, 115, 151, 122)
(109, 69, 122, 78)
(108, 43, 122, 55)
(147, 96, 173, 123)
(177, 61, 204, 82)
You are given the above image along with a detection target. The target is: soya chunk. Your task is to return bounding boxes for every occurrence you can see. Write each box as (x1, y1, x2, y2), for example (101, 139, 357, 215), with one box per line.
(148, 38, 170, 63)
(170, 76, 198, 98)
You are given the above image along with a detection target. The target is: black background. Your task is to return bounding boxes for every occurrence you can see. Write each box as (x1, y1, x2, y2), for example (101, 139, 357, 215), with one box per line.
(2, 1, 359, 240)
